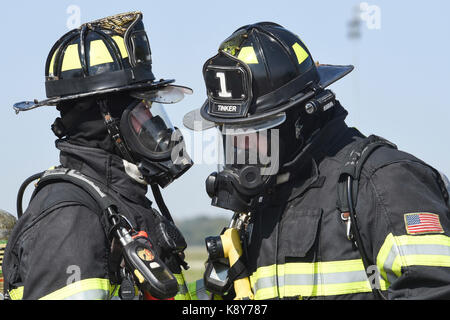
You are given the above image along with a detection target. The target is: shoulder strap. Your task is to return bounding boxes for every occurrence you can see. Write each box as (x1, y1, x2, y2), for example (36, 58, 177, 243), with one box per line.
(32, 167, 116, 211)
(336, 135, 397, 300)
(337, 135, 398, 214)
(32, 167, 132, 284)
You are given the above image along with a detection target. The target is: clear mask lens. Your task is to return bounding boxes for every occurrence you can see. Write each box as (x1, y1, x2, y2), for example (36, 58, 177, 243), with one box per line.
(129, 100, 175, 154)
(218, 128, 280, 177)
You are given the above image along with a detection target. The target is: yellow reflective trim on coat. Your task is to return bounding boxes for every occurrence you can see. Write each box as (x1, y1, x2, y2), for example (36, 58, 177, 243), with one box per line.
(89, 40, 114, 67)
(39, 278, 110, 300)
(405, 254, 450, 267)
(282, 281, 377, 298)
(395, 234, 450, 247)
(61, 44, 82, 72)
(187, 279, 223, 300)
(393, 254, 450, 273)
(9, 286, 24, 300)
(250, 259, 387, 299)
(377, 233, 450, 285)
(376, 233, 400, 282)
(174, 273, 190, 300)
(292, 42, 309, 64)
(251, 285, 278, 300)
(237, 46, 259, 64)
(112, 35, 129, 59)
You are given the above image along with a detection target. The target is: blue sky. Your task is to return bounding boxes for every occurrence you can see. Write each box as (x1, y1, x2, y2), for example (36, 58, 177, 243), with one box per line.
(1, 0, 449, 220)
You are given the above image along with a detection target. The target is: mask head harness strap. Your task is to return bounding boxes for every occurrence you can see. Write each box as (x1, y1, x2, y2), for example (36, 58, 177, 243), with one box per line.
(97, 99, 135, 163)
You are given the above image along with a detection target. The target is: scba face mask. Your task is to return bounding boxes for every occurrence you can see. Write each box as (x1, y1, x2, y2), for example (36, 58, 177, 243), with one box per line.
(205, 114, 285, 213)
(100, 87, 193, 188)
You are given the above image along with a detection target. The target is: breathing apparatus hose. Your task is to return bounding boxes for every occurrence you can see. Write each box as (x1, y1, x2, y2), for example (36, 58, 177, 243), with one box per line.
(347, 177, 387, 300)
(16, 171, 45, 218)
(150, 183, 174, 223)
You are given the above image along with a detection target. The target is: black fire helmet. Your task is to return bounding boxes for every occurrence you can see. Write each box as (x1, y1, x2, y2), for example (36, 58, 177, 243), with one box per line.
(183, 22, 353, 131)
(14, 11, 191, 113)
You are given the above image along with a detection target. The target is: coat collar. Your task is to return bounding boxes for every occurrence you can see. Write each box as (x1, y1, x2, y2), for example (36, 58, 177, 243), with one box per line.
(56, 140, 149, 205)
(268, 107, 362, 204)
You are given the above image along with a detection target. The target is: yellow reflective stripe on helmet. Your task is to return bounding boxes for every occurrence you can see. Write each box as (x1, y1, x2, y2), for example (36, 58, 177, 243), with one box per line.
(237, 46, 259, 64)
(9, 286, 24, 300)
(39, 278, 110, 300)
(292, 42, 309, 65)
(51, 37, 126, 74)
(48, 50, 59, 75)
(89, 40, 114, 67)
(112, 35, 129, 59)
(377, 233, 450, 286)
(61, 44, 82, 72)
(250, 259, 387, 299)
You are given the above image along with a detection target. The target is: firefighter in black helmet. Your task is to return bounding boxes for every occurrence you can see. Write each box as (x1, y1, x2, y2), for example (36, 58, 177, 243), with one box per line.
(184, 22, 450, 300)
(3, 12, 193, 300)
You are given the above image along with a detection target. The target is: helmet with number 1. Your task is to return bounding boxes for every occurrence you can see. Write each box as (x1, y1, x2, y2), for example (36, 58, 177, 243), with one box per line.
(184, 22, 353, 131)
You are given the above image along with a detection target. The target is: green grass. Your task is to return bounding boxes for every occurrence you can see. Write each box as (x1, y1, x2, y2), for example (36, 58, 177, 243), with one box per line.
(183, 246, 208, 284)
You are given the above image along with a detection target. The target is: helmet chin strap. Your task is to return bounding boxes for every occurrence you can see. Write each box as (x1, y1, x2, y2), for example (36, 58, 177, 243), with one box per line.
(97, 99, 135, 163)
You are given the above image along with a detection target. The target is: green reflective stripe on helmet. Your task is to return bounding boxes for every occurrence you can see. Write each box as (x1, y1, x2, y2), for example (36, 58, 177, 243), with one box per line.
(377, 233, 450, 286)
(9, 286, 24, 300)
(237, 47, 259, 64)
(292, 42, 309, 65)
(39, 278, 111, 300)
(250, 259, 387, 299)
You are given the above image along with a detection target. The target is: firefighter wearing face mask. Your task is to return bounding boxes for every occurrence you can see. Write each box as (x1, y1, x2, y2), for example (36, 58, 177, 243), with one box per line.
(184, 22, 450, 300)
(2, 12, 194, 300)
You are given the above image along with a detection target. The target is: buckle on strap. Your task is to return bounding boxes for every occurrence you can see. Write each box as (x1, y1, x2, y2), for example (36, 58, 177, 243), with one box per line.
(341, 212, 353, 241)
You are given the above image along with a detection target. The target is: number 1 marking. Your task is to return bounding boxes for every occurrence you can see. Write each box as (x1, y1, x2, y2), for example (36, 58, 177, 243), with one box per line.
(216, 72, 232, 98)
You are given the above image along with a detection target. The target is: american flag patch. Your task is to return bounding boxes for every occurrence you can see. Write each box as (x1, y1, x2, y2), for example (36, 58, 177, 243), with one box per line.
(404, 213, 444, 235)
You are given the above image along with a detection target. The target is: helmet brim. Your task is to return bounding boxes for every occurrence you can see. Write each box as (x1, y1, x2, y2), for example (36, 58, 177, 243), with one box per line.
(316, 64, 354, 88)
(13, 79, 179, 113)
(183, 64, 354, 131)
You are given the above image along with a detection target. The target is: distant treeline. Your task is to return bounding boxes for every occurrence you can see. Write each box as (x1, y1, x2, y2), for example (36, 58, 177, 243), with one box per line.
(176, 216, 230, 247)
